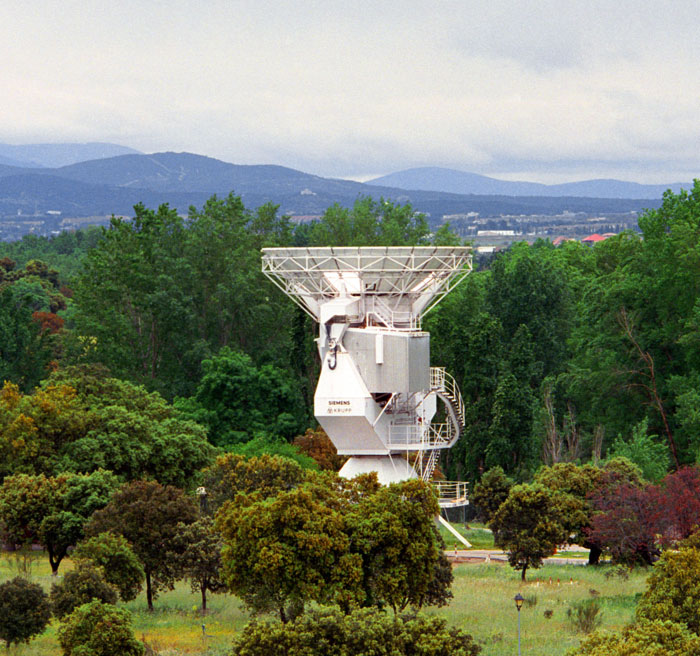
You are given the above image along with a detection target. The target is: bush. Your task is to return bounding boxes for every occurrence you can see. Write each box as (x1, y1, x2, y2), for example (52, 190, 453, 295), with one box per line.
(636, 546, 700, 633)
(51, 563, 118, 619)
(0, 576, 52, 648)
(567, 599, 603, 634)
(568, 619, 700, 656)
(230, 605, 481, 656)
(603, 564, 630, 580)
(58, 601, 144, 656)
(72, 532, 144, 602)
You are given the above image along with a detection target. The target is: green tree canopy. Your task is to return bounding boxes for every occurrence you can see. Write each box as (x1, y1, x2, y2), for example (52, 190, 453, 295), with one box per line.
(230, 605, 481, 656)
(347, 479, 451, 612)
(569, 620, 700, 656)
(174, 347, 308, 447)
(86, 480, 199, 610)
(71, 196, 296, 398)
(72, 532, 144, 602)
(0, 366, 216, 486)
(490, 483, 568, 580)
(0, 470, 118, 574)
(57, 601, 144, 656)
(308, 197, 430, 247)
(636, 545, 700, 633)
(470, 466, 514, 523)
(216, 478, 361, 622)
(168, 518, 226, 613)
(50, 563, 118, 619)
(0, 577, 52, 649)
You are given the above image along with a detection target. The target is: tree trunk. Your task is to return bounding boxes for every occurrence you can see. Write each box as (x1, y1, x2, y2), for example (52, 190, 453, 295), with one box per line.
(47, 545, 62, 576)
(201, 584, 207, 614)
(521, 565, 527, 582)
(146, 571, 154, 611)
(587, 544, 602, 565)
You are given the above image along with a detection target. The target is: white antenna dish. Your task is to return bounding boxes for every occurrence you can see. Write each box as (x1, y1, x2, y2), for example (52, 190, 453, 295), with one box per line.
(261, 246, 472, 507)
(262, 246, 472, 329)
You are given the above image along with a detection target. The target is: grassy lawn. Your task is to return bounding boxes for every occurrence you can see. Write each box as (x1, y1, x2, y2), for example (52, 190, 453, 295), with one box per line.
(438, 521, 495, 549)
(1, 550, 647, 656)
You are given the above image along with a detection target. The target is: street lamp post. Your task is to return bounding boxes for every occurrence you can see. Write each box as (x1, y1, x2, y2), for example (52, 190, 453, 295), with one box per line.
(514, 593, 524, 656)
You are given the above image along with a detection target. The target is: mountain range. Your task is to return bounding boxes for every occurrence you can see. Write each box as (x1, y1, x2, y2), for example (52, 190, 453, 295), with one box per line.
(0, 144, 684, 227)
(0, 142, 142, 168)
(368, 167, 690, 200)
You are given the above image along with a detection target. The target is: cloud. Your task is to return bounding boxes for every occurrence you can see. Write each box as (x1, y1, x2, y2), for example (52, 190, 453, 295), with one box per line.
(1, 0, 699, 183)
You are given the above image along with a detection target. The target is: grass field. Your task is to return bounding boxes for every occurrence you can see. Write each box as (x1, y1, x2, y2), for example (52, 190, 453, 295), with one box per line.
(438, 521, 495, 549)
(1, 547, 648, 655)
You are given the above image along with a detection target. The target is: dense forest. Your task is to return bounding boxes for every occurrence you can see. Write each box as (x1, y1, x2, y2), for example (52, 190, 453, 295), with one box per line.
(0, 184, 699, 485)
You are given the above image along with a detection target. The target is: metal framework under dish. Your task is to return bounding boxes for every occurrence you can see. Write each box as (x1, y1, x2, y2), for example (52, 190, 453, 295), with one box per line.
(261, 246, 472, 507)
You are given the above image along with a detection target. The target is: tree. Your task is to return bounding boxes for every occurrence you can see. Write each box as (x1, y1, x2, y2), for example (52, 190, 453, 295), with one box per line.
(50, 564, 118, 619)
(72, 532, 144, 602)
(470, 466, 514, 523)
(292, 427, 345, 471)
(216, 479, 361, 621)
(347, 479, 452, 612)
(606, 419, 671, 482)
(230, 605, 481, 656)
(50, 367, 216, 487)
(534, 462, 602, 564)
(72, 196, 296, 399)
(486, 242, 572, 379)
(657, 467, 700, 543)
(57, 601, 144, 656)
(308, 197, 430, 247)
(587, 480, 661, 565)
(0, 285, 51, 391)
(201, 453, 307, 514)
(174, 347, 308, 447)
(0, 471, 118, 574)
(168, 518, 226, 613)
(490, 483, 568, 581)
(0, 368, 216, 486)
(569, 620, 700, 656)
(636, 545, 700, 633)
(0, 577, 52, 649)
(86, 480, 198, 610)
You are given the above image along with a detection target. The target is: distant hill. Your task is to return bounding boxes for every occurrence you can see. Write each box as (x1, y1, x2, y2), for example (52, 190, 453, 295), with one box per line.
(0, 142, 142, 168)
(0, 152, 663, 231)
(368, 167, 690, 200)
(0, 173, 211, 217)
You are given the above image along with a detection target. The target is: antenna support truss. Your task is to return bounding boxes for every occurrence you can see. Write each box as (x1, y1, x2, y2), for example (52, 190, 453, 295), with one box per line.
(261, 246, 472, 325)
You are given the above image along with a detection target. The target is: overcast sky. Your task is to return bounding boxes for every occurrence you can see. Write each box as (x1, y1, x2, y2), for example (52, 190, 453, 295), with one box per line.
(3, 1, 699, 183)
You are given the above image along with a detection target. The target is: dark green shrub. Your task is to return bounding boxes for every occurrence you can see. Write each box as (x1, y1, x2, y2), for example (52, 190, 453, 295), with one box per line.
(58, 601, 144, 656)
(72, 532, 144, 601)
(51, 563, 118, 619)
(0, 576, 52, 648)
(231, 605, 481, 656)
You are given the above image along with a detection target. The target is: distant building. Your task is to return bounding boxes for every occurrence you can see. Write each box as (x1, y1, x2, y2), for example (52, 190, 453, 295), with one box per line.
(552, 236, 577, 247)
(581, 233, 607, 246)
(477, 230, 516, 236)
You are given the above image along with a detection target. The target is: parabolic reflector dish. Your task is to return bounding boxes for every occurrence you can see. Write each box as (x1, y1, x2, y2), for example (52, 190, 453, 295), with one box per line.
(262, 246, 472, 323)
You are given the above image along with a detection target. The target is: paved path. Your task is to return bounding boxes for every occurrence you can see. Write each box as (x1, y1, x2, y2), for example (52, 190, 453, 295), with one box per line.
(445, 548, 589, 566)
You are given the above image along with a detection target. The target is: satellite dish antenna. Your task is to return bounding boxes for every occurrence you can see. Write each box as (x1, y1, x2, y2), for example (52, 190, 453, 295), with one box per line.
(262, 246, 472, 508)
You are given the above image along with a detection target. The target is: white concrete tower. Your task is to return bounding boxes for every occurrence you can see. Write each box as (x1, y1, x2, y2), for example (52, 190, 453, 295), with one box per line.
(262, 246, 471, 504)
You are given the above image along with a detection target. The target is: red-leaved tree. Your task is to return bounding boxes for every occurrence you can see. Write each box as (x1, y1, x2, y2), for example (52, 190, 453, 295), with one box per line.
(587, 481, 662, 565)
(657, 466, 700, 543)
